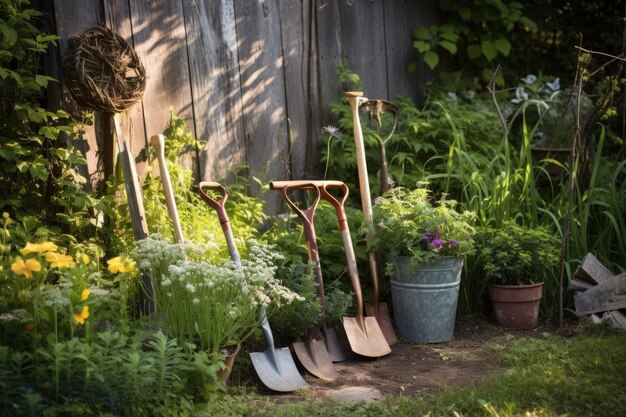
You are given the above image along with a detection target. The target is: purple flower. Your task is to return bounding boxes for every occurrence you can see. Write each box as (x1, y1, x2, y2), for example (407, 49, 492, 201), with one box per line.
(431, 239, 443, 249)
(424, 231, 441, 244)
(448, 239, 458, 248)
(321, 125, 342, 139)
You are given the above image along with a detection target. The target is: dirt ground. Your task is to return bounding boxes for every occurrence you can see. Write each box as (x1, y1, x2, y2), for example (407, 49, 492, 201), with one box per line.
(260, 317, 580, 402)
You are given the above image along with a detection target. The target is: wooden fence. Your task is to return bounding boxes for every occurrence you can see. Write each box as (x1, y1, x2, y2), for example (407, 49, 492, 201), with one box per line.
(46, 0, 438, 212)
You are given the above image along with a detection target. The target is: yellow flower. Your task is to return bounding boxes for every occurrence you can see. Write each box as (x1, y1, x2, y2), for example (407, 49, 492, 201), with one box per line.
(77, 253, 90, 265)
(45, 252, 75, 269)
(2, 212, 9, 219)
(20, 241, 58, 256)
(107, 256, 136, 274)
(80, 288, 90, 301)
(11, 258, 41, 278)
(73, 306, 90, 325)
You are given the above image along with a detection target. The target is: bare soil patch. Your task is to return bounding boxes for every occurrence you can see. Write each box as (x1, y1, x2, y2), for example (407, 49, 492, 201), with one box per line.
(258, 317, 580, 402)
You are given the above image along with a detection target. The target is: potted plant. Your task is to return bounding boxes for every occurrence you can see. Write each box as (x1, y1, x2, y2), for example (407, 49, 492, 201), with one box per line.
(475, 221, 560, 329)
(371, 187, 476, 343)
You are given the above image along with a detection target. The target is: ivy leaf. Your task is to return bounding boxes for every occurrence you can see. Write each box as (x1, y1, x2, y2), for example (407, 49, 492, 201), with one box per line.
(413, 40, 431, 53)
(495, 37, 511, 56)
(481, 40, 498, 61)
(438, 40, 457, 55)
(423, 51, 439, 70)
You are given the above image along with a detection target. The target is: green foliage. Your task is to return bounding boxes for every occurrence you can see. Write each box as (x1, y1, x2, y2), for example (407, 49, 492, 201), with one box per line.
(269, 261, 321, 342)
(98, 111, 265, 259)
(410, 0, 537, 83)
(0, 330, 220, 417)
(475, 221, 560, 285)
(371, 187, 476, 268)
(0, 0, 97, 242)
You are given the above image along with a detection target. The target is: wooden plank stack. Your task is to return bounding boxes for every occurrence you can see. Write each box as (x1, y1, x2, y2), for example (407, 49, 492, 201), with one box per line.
(571, 253, 626, 329)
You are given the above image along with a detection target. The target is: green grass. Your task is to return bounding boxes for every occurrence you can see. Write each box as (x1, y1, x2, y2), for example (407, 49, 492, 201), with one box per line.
(189, 326, 626, 417)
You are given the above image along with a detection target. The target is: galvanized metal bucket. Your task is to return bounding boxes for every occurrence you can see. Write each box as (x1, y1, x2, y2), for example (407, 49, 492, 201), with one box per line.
(390, 256, 463, 343)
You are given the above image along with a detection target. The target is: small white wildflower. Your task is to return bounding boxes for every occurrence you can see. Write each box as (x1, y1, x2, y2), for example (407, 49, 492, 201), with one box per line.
(546, 77, 560, 91)
(161, 278, 172, 287)
(521, 74, 537, 84)
(511, 86, 529, 103)
(185, 283, 196, 293)
(193, 298, 200, 305)
(447, 92, 458, 101)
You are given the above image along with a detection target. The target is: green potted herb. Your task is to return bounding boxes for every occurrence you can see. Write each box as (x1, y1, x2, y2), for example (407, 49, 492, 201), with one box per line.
(475, 221, 560, 329)
(371, 187, 476, 343)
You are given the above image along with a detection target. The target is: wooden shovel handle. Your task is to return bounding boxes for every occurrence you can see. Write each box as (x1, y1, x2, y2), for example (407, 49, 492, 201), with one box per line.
(150, 134, 184, 243)
(197, 181, 240, 265)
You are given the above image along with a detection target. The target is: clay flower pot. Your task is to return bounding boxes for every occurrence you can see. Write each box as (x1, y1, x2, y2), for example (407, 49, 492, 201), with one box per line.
(488, 282, 543, 329)
(217, 344, 241, 383)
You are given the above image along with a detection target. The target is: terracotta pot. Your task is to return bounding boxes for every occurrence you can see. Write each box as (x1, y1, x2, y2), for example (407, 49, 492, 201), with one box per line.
(488, 282, 543, 329)
(217, 344, 240, 383)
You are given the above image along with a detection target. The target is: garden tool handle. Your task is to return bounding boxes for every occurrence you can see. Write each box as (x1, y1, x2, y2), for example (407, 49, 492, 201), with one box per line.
(150, 134, 184, 243)
(197, 181, 240, 265)
(315, 182, 366, 325)
(359, 99, 398, 145)
(114, 115, 149, 240)
(277, 183, 327, 314)
(360, 99, 398, 195)
(346, 91, 383, 313)
(270, 180, 344, 190)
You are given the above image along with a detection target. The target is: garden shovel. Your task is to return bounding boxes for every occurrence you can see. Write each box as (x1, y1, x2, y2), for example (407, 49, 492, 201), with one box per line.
(346, 91, 398, 345)
(271, 180, 391, 358)
(270, 182, 338, 381)
(198, 181, 308, 392)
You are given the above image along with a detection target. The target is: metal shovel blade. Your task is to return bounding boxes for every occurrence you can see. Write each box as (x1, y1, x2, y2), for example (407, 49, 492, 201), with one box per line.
(250, 347, 309, 392)
(323, 325, 350, 362)
(343, 316, 391, 357)
(365, 302, 398, 345)
(292, 338, 337, 381)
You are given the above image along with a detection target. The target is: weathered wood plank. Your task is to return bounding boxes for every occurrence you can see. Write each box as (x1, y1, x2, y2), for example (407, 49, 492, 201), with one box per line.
(128, 1, 195, 171)
(279, 0, 321, 180)
(234, 0, 289, 212)
(569, 277, 595, 292)
(383, 0, 438, 102)
(103, 0, 148, 180)
(340, 0, 387, 100)
(183, 0, 246, 182)
(574, 273, 626, 315)
(52, 0, 102, 187)
(574, 252, 614, 285)
(316, 0, 343, 126)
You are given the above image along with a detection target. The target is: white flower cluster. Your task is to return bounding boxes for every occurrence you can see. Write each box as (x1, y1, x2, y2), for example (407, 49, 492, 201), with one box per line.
(135, 237, 302, 311)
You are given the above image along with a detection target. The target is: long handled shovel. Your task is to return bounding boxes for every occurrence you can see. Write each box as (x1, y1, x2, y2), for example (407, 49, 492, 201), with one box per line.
(198, 181, 308, 392)
(270, 182, 350, 363)
(272, 180, 391, 358)
(271, 183, 337, 381)
(346, 91, 398, 345)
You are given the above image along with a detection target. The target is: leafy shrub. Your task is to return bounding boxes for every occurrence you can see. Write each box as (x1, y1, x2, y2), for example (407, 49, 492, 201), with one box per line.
(475, 221, 560, 285)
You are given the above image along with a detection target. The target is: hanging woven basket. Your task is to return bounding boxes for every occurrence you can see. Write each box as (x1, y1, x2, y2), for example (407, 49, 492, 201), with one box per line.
(62, 26, 146, 113)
